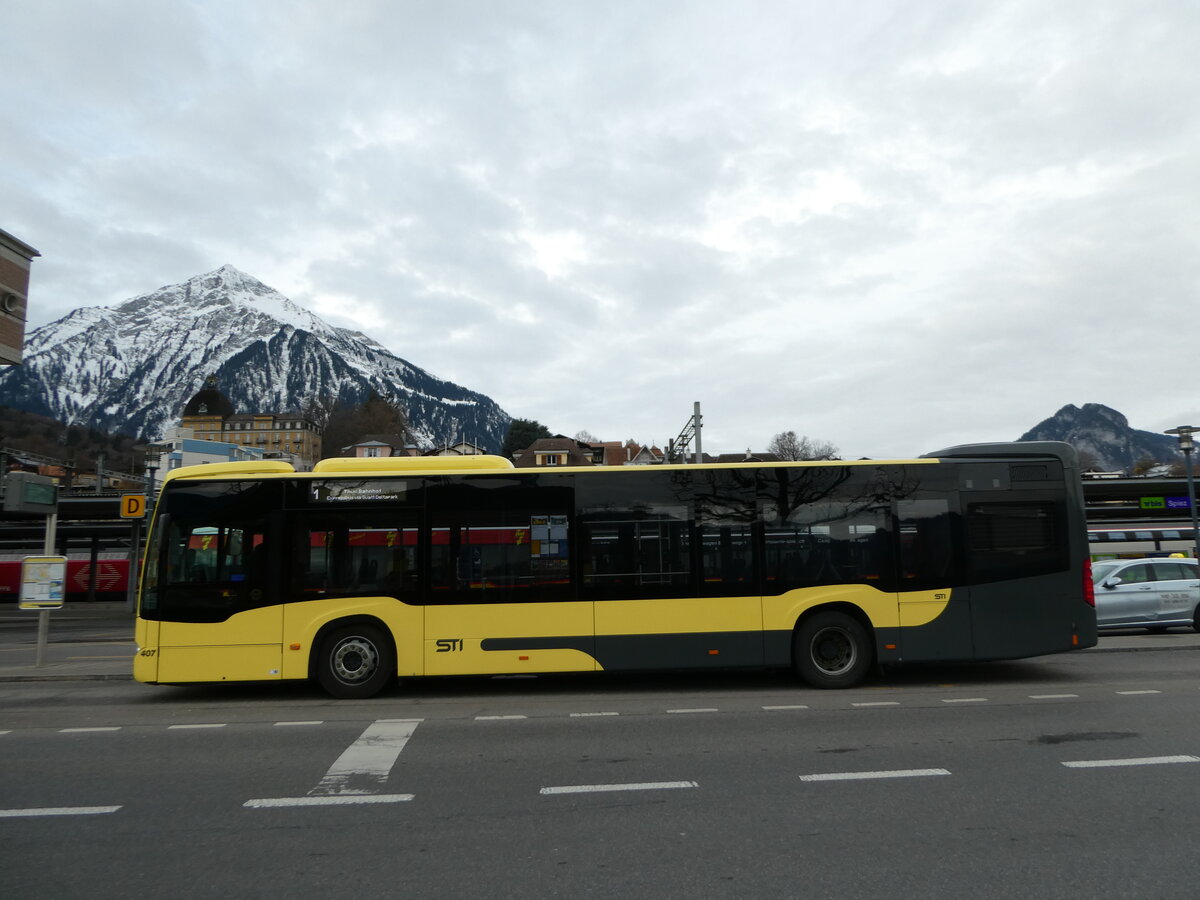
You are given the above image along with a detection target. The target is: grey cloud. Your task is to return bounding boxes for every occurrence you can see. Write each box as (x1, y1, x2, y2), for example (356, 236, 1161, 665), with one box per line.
(5, 1, 1198, 459)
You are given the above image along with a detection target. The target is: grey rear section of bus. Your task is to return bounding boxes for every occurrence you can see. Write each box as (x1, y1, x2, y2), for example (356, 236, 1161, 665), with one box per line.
(906, 441, 1097, 661)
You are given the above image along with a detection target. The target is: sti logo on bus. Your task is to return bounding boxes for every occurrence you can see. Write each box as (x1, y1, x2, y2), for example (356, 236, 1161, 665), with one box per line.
(435, 638, 464, 652)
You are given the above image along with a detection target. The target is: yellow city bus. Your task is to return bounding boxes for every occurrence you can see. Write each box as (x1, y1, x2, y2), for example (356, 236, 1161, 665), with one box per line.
(134, 441, 1097, 698)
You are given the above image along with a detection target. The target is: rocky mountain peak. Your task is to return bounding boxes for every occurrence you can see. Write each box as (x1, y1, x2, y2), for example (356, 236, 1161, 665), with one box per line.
(0, 268, 511, 451)
(1019, 403, 1180, 472)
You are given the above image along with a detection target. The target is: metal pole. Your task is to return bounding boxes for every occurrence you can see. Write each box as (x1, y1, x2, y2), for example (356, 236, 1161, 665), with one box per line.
(693, 401, 702, 465)
(1185, 446, 1200, 560)
(1166, 427, 1200, 560)
(87, 537, 99, 603)
(126, 518, 141, 613)
(35, 511, 58, 668)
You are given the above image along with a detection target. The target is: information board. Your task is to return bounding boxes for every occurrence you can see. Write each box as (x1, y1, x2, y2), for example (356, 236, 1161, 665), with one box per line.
(19, 556, 67, 610)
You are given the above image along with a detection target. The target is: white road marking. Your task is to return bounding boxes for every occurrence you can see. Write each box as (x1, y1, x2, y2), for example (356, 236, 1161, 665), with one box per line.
(1062, 755, 1200, 769)
(0, 806, 121, 818)
(309, 718, 422, 797)
(274, 721, 324, 727)
(667, 708, 718, 714)
(59, 727, 121, 733)
(941, 698, 988, 704)
(800, 768, 951, 782)
(852, 701, 900, 707)
(168, 723, 226, 730)
(245, 794, 414, 808)
(1115, 690, 1162, 696)
(570, 712, 619, 717)
(540, 781, 698, 795)
(762, 705, 809, 710)
(475, 715, 527, 720)
(1030, 694, 1079, 699)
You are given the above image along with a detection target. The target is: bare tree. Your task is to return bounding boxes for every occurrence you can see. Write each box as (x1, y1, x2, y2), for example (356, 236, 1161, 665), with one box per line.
(768, 430, 840, 461)
(574, 429, 599, 443)
(300, 394, 339, 432)
(311, 390, 409, 457)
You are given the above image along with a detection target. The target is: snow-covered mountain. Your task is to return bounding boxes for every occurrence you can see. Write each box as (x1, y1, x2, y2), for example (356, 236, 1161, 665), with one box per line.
(1019, 403, 1180, 472)
(0, 265, 511, 450)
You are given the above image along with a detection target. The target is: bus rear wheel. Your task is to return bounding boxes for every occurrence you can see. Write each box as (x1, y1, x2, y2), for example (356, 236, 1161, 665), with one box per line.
(793, 611, 872, 688)
(317, 624, 395, 699)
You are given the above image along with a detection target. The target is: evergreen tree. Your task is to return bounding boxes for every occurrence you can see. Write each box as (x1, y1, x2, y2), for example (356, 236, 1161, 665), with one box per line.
(501, 418, 552, 458)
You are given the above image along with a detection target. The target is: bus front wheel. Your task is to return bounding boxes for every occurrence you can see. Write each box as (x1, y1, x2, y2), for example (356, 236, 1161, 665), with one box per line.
(317, 623, 395, 699)
(793, 611, 872, 688)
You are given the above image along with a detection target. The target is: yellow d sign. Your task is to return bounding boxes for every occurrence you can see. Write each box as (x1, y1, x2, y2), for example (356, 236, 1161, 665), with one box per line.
(120, 494, 147, 518)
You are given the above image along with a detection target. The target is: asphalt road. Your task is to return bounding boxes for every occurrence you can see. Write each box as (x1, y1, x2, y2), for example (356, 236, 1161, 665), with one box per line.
(2, 647, 1200, 899)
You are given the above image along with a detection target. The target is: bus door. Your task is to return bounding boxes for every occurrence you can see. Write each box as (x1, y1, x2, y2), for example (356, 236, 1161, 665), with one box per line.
(960, 492, 1073, 658)
(424, 478, 592, 675)
(152, 505, 283, 683)
(586, 467, 763, 670)
(896, 498, 973, 660)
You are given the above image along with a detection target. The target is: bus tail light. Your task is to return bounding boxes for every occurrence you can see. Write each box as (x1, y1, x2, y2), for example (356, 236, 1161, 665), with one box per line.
(1082, 559, 1095, 607)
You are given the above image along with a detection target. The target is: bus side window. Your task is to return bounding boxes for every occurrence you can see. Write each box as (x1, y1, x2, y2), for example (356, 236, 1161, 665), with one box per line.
(897, 498, 958, 590)
(965, 501, 1067, 583)
(289, 516, 419, 599)
(580, 510, 692, 599)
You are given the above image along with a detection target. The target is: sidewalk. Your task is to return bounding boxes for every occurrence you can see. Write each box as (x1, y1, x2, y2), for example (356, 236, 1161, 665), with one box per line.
(0, 602, 135, 682)
(0, 603, 1197, 683)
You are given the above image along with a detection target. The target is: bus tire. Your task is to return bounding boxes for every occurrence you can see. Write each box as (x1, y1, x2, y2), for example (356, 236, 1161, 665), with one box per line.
(793, 610, 872, 688)
(316, 623, 395, 699)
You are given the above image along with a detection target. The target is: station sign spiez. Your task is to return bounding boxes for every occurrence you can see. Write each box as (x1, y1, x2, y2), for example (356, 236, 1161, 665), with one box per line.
(120, 493, 147, 518)
(20, 556, 67, 610)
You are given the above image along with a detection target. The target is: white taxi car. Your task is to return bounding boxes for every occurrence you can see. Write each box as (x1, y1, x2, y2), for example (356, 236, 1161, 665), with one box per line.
(1092, 557, 1200, 632)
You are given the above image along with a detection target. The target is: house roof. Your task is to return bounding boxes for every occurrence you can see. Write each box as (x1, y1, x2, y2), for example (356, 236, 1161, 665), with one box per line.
(350, 434, 407, 447)
(513, 437, 596, 467)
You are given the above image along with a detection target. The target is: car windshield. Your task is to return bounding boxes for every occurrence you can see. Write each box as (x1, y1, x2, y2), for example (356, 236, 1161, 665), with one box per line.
(1091, 561, 1122, 584)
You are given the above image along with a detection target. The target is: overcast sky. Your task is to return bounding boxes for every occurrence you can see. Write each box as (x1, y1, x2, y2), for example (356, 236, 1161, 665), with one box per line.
(5, 1, 1199, 458)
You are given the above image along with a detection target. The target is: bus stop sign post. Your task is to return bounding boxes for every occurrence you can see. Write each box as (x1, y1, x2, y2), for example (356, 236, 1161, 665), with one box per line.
(121, 493, 148, 613)
(5, 472, 62, 667)
(21, 550, 65, 667)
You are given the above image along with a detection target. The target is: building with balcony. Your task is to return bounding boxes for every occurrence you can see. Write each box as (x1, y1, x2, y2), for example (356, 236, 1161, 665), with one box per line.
(178, 375, 322, 469)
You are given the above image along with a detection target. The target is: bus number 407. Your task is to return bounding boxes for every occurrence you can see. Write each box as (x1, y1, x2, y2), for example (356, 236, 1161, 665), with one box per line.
(435, 638, 464, 653)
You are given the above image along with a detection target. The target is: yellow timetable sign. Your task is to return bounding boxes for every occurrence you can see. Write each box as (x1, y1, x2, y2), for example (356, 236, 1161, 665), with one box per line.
(121, 494, 147, 518)
(20, 556, 67, 610)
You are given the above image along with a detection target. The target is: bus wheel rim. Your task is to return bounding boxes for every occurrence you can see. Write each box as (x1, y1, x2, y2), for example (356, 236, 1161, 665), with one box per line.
(810, 626, 855, 675)
(331, 637, 379, 683)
